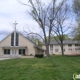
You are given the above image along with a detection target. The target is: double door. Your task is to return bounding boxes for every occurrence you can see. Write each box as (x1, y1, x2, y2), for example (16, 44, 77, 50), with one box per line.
(11, 49, 18, 55)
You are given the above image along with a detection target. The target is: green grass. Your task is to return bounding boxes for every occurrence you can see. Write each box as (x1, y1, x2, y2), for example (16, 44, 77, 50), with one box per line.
(0, 55, 80, 80)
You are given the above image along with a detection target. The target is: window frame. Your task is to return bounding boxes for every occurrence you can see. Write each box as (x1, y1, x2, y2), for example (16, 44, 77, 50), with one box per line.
(4, 49, 10, 55)
(19, 49, 25, 55)
(50, 44, 53, 50)
(68, 48, 72, 52)
(68, 44, 72, 47)
(55, 49, 59, 52)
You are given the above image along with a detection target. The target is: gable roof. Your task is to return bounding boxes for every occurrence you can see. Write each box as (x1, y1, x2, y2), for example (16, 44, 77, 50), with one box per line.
(0, 30, 36, 45)
(0, 31, 44, 51)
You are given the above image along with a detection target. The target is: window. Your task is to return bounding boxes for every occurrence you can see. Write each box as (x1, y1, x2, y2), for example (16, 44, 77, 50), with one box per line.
(63, 49, 65, 52)
(75, 48, 79, 51)
(75, 44, 78, 46)
(11, 33, 14, 46)
(68, 44, 72, 47)
(11, 32, 19, 46)
(75, 44, 80, 46)
(4, 49, 10, 55)
(55, 49, 59, 52)
(15, 33, 19, 46)
(50, 44, 53, 50)
(68, 49, 72, 52)
(19, 49, 25, 55)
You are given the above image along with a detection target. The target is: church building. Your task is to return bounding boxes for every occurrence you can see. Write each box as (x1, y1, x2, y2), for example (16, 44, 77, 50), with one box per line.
(0, 21, 44, 57)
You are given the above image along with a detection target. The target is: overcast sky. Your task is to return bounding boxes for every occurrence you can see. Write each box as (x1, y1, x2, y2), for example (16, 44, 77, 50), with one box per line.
(0, 0, 73, 40)
(0, 0, 39, 40)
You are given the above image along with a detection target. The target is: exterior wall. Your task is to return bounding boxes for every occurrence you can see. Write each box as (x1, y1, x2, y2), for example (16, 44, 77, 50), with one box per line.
(0, 32, 35, 56)
(64, 44, 73, 55)
(35, 48, 44, 54)
(53, 44, 61, 55)
(0, 48, 3, 56)
(42, 45, 46, 50)
(52, 44, 73, 55)
(19, 34, 35, 55)
(42, 45, 46, 54)
(64, 44, 69, 55)
(0, 35, 11, 47)
(43, 44, 80, 55)
(50, 44, 80, 55)
(0, 35, 11, 55)
(0, 32, 44, 56)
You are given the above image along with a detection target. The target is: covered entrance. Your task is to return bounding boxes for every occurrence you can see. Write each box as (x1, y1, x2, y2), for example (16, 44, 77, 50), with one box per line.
(11, 49, 18, 55)
(3, 46, 27, 56)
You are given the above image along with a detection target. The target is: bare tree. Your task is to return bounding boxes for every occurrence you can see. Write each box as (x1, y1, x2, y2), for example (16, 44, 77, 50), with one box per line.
(72, 0, 80, 40)
(51, 2, 72, 55)
(19, 0, 71, 57)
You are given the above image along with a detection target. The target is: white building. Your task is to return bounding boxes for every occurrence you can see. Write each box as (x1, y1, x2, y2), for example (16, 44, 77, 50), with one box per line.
(43, 40, 80, 55)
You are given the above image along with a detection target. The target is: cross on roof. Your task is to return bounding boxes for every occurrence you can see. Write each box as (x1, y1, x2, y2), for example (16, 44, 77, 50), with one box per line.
(13, 21, 18, 31)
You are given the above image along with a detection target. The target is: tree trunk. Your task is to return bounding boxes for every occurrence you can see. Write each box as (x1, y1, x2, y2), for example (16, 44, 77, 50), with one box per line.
(61, 43, 64, 56)
(45, 44, 50, 58)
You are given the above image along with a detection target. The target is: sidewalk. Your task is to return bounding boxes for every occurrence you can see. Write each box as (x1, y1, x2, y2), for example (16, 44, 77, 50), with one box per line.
(0, 55, 20, 60)
(0, 58, 11, 60)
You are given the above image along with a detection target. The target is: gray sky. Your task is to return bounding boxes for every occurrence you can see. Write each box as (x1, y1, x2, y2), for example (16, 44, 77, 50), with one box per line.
(0, 0, 73, 40)
(0, 0, 40, 40)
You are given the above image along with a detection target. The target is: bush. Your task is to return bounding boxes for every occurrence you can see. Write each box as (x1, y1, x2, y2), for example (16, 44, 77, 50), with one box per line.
(30, 54, 33, 56)
(35, 54, 44, 58)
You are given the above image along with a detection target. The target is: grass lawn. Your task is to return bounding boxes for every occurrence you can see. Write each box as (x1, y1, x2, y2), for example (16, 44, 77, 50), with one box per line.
(0, 55, 80, 80)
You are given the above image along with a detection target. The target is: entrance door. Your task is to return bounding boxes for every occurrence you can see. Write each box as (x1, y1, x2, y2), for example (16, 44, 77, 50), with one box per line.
(11, 49, 18, 55)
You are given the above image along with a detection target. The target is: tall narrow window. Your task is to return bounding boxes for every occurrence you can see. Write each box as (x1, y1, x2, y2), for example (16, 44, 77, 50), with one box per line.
(50, 44, 53, 54)
(50, 44, 53, 50)
(16, 33, 19, 46)
(11, 33, 14, 46)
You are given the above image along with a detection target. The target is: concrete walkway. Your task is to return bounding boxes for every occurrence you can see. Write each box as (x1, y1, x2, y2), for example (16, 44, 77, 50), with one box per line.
(21, 56, 34, 58)
(0, 55, 34, 60)
(0, 55, 20, 60)
(0, 58, 12, 60)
